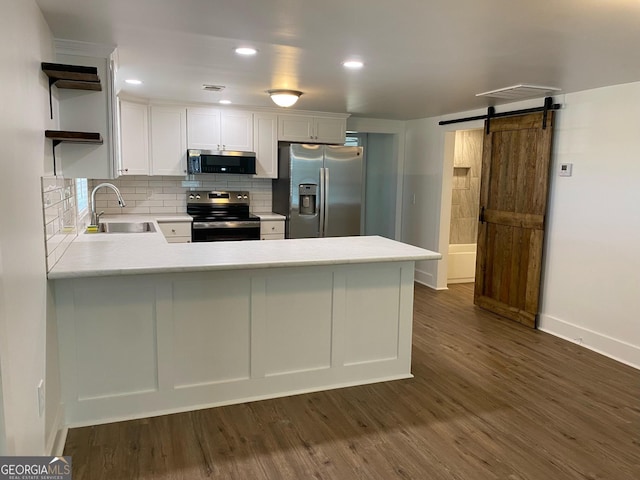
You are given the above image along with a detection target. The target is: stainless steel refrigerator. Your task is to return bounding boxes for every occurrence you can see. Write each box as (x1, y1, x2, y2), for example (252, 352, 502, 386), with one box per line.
(272, 144, 364, 238)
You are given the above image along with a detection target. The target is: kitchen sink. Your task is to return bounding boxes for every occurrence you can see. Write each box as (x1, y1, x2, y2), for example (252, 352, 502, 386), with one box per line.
(96, 222, 157, 233)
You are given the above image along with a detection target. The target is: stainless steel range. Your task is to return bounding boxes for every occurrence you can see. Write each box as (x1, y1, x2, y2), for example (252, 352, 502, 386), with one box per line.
(187, 191, 260, 242)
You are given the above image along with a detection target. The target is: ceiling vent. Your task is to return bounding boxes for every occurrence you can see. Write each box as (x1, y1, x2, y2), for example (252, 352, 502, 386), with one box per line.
(202, 84, 225, 92)
(476, 84, 561, 100)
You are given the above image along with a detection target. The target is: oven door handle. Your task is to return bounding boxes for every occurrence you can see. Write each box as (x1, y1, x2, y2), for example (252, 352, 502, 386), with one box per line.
(193, 221, 260, 229)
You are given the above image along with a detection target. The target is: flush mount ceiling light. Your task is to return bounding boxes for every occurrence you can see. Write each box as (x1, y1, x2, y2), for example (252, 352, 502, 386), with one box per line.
(476, 84, 561, 100)
(125, 79, 143, 85)
(268, 89, 303, 107)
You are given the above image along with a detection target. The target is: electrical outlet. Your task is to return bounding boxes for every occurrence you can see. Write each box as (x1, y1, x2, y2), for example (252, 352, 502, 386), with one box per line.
(37, 380, 44, 418)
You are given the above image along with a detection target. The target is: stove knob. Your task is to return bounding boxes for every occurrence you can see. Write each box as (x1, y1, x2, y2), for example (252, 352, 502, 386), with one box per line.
(243, 194, 248, 199)
(237, 194, 242, 199)
(189, 194, 195, 199)
(195, 194, 201, 200)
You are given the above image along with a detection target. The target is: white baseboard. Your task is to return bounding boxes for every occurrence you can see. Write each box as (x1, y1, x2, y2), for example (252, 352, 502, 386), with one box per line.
(46, 404, 67, 456)
(539, 314, 640, 370)
(447, 277, 474, 284)
(415, 268, 443, 289)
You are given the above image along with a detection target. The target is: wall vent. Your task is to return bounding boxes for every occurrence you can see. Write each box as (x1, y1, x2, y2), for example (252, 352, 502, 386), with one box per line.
(202, 84, 226, 92)
(476, 84, 561, 100)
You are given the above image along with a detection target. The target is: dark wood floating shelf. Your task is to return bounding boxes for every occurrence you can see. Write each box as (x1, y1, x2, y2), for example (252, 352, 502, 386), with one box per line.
(41, 62, 102, 119)
(41, 62, 102, 91)
(45, 130, 103, 145)
(45, 130, 103, 176)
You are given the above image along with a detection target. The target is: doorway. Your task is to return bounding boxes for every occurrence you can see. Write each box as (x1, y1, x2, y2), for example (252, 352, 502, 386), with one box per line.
(445, 129, 483, 285)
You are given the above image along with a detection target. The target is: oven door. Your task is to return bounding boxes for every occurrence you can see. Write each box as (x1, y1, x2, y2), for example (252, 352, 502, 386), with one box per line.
(192, 220, 260, 242)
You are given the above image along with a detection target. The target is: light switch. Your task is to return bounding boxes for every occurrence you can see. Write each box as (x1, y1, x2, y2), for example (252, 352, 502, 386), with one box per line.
(559, 163, 573, 177)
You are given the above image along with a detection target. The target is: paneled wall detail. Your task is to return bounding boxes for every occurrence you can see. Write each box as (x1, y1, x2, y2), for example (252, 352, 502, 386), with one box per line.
(54, 262, 415, 425)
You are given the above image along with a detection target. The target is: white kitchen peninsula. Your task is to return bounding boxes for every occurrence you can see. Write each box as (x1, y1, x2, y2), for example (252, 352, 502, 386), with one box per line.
(49, 231, 440, 426)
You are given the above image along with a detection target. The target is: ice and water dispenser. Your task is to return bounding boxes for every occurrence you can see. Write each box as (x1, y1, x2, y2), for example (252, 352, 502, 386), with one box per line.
(298, 184, 317, 215)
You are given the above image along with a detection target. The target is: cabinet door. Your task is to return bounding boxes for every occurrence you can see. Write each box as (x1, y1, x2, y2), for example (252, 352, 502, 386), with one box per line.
(186, 108, 221, 150)
(253, 112, 278, 178)
(150, 106, 187, 176)
(119, 101, 149, 175)
(314, 117, 347, 144)
(221, 110, 253, 151)
(278, 115, 315, 142)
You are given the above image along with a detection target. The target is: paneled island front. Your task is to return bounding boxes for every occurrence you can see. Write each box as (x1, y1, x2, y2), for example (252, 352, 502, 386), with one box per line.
(49, 229, 440, 426)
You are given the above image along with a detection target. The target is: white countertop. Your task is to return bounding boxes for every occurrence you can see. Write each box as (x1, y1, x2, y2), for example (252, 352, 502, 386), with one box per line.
(254, 212, 286, 221)
(48, 217, 441, 280)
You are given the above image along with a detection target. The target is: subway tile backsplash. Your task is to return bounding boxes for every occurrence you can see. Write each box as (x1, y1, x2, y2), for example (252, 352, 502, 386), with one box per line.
(89, 175, 272, 215)
(41, 176, 77, 271)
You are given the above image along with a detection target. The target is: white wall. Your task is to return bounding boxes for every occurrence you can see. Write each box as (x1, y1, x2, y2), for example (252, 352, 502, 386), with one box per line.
(0, 0, 58, 454)
(538, 83, 640, 368)
(404, 86, 640, 368)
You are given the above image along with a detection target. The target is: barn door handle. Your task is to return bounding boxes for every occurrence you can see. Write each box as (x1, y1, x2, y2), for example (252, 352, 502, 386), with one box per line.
(479, 206, 486, 224)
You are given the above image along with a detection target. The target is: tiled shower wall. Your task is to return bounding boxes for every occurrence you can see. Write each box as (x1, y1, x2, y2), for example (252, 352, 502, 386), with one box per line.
(42, 176, 77, 271)
(450, 130, 483, 244)
(89, 175, 272, 215)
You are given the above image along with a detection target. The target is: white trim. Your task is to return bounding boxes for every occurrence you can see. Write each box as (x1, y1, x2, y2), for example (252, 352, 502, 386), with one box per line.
(539, 314, 640, 370)
(54, 39, 116, 58)
(47, 404, 67, 456)
(415, 268, 441, 289)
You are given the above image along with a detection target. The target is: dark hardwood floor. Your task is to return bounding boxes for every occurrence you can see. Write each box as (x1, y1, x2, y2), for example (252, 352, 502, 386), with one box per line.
(64, 283, 640, 479)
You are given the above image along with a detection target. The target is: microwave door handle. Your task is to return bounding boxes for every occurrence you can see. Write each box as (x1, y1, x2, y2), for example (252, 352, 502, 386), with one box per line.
(319, 168, 325, 237)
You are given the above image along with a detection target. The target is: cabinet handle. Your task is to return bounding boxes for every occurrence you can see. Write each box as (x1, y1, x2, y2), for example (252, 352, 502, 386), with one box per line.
(171, 228, 176, 233)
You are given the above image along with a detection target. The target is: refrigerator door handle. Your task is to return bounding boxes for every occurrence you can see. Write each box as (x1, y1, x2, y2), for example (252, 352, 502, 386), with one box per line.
(319, 167, 326, 237)
(324, 167, 329, 236)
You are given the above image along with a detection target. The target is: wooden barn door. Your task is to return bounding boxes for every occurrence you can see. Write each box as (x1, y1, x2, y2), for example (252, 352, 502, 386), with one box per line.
(474, 111, 554, 328)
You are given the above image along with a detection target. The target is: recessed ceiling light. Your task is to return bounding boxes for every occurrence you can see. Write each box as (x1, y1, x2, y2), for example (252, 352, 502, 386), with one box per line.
(219, 100, 232, 105)
(342, 60, 364, 69)
(235, 47, 257, 56)
(125, 79, 143, 85)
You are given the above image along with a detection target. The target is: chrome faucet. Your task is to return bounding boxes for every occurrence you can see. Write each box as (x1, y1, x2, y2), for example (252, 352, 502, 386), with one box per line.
(90, 183, 126, 225)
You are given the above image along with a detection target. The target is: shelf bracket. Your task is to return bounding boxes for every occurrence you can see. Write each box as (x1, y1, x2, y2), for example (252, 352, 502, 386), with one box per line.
(50, 140, 61, 176)
(48, 78, 56, 120)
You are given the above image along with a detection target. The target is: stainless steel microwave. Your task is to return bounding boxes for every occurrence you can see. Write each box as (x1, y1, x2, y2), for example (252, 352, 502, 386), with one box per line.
(187, 149, 257, 174)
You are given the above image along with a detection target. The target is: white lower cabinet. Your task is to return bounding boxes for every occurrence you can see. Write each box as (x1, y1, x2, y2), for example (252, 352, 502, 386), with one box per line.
(158, 221, 191, 243)
(261, 219, 285, 240)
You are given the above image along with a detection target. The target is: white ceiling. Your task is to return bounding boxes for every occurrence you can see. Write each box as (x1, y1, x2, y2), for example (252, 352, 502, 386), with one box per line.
(35, 0, 640, 120)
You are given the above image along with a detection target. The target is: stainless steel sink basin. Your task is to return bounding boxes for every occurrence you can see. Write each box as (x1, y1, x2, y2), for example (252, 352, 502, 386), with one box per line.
(96, 222, 156, 233)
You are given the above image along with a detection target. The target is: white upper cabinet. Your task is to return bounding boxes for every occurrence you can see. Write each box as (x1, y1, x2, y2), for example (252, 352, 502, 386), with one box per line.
(118, 100, 149, 176)
(150, 106, 187, 176)
(278, 114, 347, 144)
(187, 108, 253, 151)
(253, 112, 278, 178)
